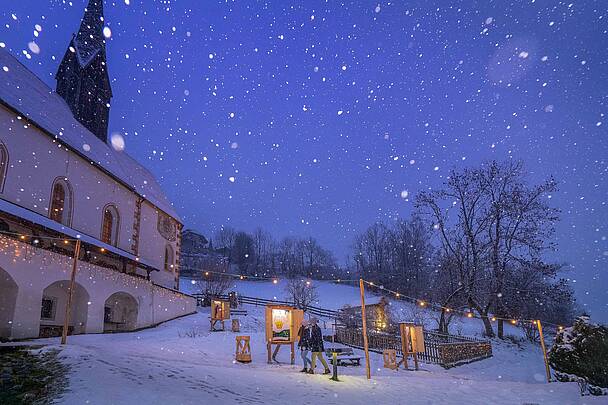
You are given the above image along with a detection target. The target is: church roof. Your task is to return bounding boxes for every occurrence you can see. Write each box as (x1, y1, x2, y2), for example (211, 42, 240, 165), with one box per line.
(0, 48, 181, 222)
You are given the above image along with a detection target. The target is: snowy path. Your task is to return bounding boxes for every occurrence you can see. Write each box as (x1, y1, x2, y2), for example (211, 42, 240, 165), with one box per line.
(16, 309, 600, 405)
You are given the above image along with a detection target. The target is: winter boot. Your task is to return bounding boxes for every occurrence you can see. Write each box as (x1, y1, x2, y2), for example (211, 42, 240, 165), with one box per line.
(299, 368, 308, 373)
(307, 369, 314, 374)
(323, 368, 331, 375)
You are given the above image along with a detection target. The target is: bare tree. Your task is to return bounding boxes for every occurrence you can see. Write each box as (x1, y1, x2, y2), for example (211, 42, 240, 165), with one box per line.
(417, 165, 496, 337)
(478, 160, 559, 337)
(215, 226, 236, 265)
(201, 258, 233, 303)
(416, 160, 569, 338)
(252, 227, 274, 275)
(284, 277, 319, 310)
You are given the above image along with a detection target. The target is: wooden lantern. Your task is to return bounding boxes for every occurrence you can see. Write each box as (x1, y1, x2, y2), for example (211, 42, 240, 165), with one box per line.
(383, 349, 398, 370)
(264, 305, 304, 364)
(399, 323, 425, 370)
(235, 335, 251, 363)
(211, 299, 231, 331)
(232, 318, 240, 333)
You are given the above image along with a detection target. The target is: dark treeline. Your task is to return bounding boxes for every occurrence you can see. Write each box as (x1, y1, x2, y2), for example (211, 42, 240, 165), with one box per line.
(209, 227, 341, 280)
(352, 160, 577, 338)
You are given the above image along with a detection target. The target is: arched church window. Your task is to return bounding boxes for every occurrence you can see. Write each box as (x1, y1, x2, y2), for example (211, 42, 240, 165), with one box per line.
(0, 143, 8, 192)
(164, 244, 174, 272)
(49, 178, 73, 226)
(101, 205, 120, 246)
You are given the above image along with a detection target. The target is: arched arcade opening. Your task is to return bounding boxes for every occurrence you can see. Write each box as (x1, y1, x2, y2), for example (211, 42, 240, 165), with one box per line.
(103, 292, 138, 332)
(39, 280, 89, 338)
(0, 267, 18, 338)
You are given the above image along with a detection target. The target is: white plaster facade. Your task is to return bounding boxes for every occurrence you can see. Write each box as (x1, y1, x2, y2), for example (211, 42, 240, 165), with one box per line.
(0, 46, 196, 339)
(0, 235, 195, 339)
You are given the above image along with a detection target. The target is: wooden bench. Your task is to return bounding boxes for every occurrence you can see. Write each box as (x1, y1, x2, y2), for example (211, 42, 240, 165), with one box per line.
(232, 309, 248, 316)
(325, 347, 361, 366)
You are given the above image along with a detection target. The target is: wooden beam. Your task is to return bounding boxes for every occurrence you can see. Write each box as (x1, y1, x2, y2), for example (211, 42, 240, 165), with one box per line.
(359, 279, 371, 379)
(537, 320, 551, 383)
(399, 323, 409, 369)
(61, 239, 81, 345)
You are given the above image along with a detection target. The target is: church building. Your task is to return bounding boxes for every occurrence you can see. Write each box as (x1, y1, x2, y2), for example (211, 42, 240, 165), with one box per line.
(0, 0, 196, 340)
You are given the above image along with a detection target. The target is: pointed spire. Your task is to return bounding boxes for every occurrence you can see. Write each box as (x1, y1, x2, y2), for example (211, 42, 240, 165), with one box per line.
(55, 0, 112, 143)
(74, 0, 106, 65)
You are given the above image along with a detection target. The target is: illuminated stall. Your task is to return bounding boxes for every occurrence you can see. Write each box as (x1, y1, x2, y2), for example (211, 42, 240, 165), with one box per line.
(211, 299, 231, 331)
(265, 305, 304, 364)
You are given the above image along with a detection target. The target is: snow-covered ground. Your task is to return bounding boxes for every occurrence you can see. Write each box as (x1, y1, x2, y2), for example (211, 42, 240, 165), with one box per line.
(2, 279, 600, 404)
(181, 278, 528, 338)
(12, 306, 600, 405)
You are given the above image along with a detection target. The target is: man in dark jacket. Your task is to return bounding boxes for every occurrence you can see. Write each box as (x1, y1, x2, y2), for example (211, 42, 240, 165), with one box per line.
(308, 317, 330, 375)
(297, 319, 312, 372)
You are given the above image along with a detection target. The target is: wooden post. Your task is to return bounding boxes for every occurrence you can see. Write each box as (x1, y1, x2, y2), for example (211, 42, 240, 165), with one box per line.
(537, 320, 551, 383)
(359, 279, 371, 379)
(61, 239, 81, 345)
(399, 323, 409, 369)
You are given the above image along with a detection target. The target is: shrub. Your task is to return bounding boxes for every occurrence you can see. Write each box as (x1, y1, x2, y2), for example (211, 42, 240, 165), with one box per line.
(548, 316, 608, 395)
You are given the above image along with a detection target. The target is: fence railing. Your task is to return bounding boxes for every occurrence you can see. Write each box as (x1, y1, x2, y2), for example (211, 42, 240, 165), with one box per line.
(192, 291, 491, 367)
(334, 327, 492, 368)
(191, 293, 342, 320)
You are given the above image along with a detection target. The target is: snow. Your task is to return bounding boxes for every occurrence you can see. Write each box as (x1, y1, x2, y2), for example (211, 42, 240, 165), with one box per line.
(7, 306, 600, 405)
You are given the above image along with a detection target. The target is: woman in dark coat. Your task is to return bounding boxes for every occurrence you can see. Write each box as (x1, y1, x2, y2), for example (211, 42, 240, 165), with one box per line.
(297, 319, 312, 372)
(308, 318, 330, 374)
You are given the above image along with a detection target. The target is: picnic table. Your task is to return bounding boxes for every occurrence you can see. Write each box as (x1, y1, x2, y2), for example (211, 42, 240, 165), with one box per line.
(325, 347, 361, 367)
(325, 347, 361, 381)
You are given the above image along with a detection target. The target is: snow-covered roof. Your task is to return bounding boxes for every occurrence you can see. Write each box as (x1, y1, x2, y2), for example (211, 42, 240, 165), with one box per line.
(0, 48, 181, 222)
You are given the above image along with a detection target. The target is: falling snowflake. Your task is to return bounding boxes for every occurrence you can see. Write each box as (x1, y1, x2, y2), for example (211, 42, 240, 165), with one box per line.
(110, 133, 125, 152)
(28, 42, 40, 54)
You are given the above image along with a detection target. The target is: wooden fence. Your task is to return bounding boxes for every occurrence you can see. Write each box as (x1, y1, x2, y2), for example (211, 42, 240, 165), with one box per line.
(193, 291, 492, 368)
(192, 293, 341, 320)
(334, 327, 492, 368)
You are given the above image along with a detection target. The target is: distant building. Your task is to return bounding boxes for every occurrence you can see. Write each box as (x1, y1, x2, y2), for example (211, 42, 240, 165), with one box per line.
(181, 230, 209, 254)
(0, 0, 195, 340)
(179, 229, 229, 279)
(341, 297, 391, 331)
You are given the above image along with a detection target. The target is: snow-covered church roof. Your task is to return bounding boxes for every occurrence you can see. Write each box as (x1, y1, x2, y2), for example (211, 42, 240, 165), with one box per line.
(0, 48, 181, 222)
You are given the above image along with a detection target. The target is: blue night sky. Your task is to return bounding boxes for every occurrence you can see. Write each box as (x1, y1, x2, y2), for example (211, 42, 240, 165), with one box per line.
(1, 1, 606, 319)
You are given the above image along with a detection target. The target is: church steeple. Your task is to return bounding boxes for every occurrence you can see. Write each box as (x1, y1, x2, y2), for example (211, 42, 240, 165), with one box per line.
(56, 0, 112, 143)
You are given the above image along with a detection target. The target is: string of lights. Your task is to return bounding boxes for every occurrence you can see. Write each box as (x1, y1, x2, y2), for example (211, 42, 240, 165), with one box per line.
(361, 280, 565, 331)
(0, 229, 81, 242)
(178, 264, 359, 284)
(2, 229, 567, 331)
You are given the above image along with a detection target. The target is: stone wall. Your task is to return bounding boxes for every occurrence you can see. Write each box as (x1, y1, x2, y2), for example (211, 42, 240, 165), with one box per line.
(0, 235, 196, 339)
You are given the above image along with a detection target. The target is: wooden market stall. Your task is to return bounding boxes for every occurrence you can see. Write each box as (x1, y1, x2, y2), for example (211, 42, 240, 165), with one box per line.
(265, 305, 304, 364)
(211, 299, 231, 331)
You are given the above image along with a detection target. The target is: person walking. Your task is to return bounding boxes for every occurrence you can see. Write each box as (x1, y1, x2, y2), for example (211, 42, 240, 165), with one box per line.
(297, 319, 312, 372)
(307, 317, 330, 375)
